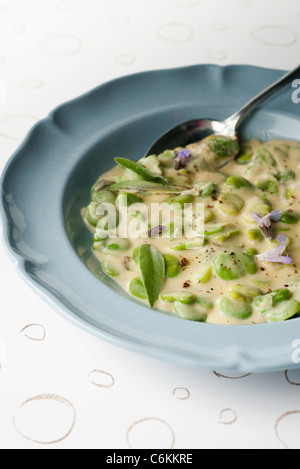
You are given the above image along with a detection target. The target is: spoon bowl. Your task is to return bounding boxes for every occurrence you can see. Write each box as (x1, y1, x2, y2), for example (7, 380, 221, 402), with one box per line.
(145, 65, 300, 162)
(146, 118, 226, 156)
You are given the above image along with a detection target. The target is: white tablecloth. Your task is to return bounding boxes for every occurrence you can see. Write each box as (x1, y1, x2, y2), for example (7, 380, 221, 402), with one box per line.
(1, 0, 300, 449)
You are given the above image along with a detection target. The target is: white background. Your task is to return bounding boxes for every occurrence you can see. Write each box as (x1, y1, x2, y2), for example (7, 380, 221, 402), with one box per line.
(0, 0, 300, 450)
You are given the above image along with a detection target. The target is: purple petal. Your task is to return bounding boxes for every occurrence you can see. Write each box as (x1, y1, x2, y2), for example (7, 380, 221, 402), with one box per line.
(178, 149, 191, 159)
(270, 210, 282, 222)
(277, 233, 287, 248)
(257, 254, 293, 264)
(174, 149, 191, 169)
(255, 234, 293, 264)
(276, 256, 293, 264)
(252, 210, 282, 240)
(147, 225, 167, 238)
(252, 212, 266, 228)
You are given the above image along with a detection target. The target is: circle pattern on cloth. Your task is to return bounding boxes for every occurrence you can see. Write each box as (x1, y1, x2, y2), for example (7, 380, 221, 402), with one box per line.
(157, 22, 194, 43)
(13, 394, 76, 445)
(219, 408, 238, 425)
(275, 411, 300, 449)
(209, 49, 228, 61)
(285, 370, 300, 386)
(20, 79, 44, 90)
(20, 324, 46, 342)
(127, 417, 175, 449)
(88, 370, 115, 388)
(41, 34, 82, 56)
(115, 53, 136, 66)
(251, 26, 298, 47)
(213, 371, 252, 380)
(173, 387, 190, 400)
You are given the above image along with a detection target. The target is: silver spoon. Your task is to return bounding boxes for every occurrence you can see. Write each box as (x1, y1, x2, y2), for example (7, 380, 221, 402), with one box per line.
(145, 65, 300, 166)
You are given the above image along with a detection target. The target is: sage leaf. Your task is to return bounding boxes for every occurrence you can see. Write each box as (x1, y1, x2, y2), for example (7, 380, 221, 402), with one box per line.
(139, 244, 165, 308)
(110, 180, 189, 193)
(115, 157, 170, 185)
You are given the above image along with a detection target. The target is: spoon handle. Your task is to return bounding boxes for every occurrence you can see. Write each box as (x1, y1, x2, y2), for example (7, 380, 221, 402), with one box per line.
(225, 65, 300, 135)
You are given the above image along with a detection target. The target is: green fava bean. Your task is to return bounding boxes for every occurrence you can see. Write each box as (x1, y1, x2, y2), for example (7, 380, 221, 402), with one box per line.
(256, 147, 277, 167)
(254, 289, 292, 314)
(257, 180, 279, 194)
(236, 145, 253, 165)
(204, 207, 213, 223)
(86, 203, 100, 227)
(103, 238, 131, 253)
(211, 229, 241, 245)
(133, 246, 142, 264)
(196, 296, 214, 310)
(213, 252, 257, 281)
(226, 175, 253, 189)
(123, 168, 144, 181)
(262, 300, 300, 322)
(271, 288, 293, 304)
(163, 254, 182, 278)
(244, 248, 258, 258)
(286, 188, 294, 200)
(174, 302, 207, 322)
(275, 169, 296, 183)
(195, 181, 216, 199)
(217, 193, 245, 215)
(161, 292, 196, 304)
(252, 279, 271, 290)
(141, 155, 162, 175)
(231, 284, 262, 300)
(158, 150, 176, 168)
(206, 136, 240, 159)
(243, 200, 271, 224)
(101, 260, 119, 277)
(280, 211, 300, 225)
(91, 188, 116, 204)
(129, 278, 147, 299)
(116, 192, 143, 207)
(220, 293, 253, 320)
(167, 194, 194, 208)
(197, 265, 212, 284)
(169, 237, 207, 251)
(162, 222, 183, 240)
(247, 229, 264, 241)
(198, 223, 226, 236)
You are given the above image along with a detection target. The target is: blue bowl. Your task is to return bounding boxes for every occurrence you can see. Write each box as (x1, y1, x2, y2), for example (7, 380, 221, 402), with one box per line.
(1, 64, 300, 373)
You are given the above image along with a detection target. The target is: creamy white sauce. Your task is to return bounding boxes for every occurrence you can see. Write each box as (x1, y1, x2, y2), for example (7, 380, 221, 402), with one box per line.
(83, 138, 300, 325)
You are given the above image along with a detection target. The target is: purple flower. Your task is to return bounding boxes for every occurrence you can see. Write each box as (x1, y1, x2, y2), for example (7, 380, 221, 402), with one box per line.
(256, 234, 293, 265)
(174, 149, 191, 170)
(252, 210, 282, 239)
(147, 225, 167, 238)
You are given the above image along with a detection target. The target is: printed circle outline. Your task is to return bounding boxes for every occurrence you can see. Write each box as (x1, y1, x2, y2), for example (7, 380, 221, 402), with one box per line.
(219, 408, 238, 425)
(41, 34, 82, 56)
(173, 387, 190, 400)
(157, 22, 194, 43)
(251, 25, 298, 47)
(13, 394, 76, 445)
(20, 324, 46, 342)
(275, 411, 300, 449)
(88, 370, 115, 388)
(126, 417, 175, 449)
